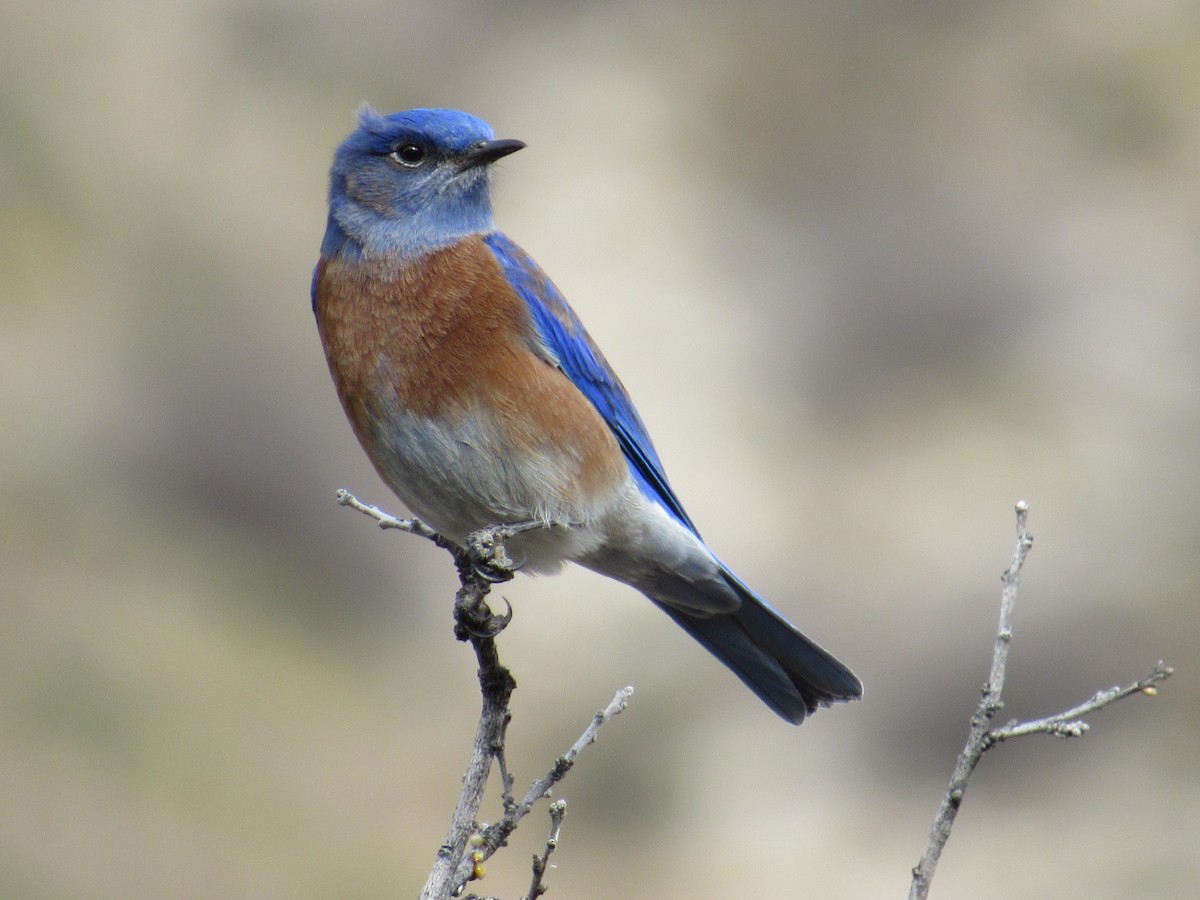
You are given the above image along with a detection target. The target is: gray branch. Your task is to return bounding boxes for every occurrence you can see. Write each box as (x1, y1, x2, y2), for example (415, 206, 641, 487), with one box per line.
(908, 502, 1173, 899)
(335, 490, 633, 900)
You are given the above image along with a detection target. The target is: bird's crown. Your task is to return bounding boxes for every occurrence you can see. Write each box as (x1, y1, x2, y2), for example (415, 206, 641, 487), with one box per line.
(342, 105, 497, 159)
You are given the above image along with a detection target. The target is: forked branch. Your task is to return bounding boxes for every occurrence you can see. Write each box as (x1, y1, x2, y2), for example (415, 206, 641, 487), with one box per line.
(909, 502, 1173, 899)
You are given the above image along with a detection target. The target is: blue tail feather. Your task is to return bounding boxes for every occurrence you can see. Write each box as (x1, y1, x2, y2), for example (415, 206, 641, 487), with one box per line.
(652, 573, 862, 725)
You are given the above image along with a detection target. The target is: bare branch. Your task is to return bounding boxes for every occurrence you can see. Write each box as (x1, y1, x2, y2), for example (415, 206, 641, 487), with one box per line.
(454, 686, 635, 891)
(908, 502, 1033, 899)
(336, 491, 633, 900)
(523, 800, 567, 900)
(988, 662, 1173, 743)
(419, 538, 516, 900)
(988, 500, 1034, 704)
(908, 502, 1172, 900)
(336, 488, 443, 541)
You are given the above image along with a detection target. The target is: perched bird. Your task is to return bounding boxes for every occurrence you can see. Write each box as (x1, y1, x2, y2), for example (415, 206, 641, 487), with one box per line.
(313, 106, 862, 724)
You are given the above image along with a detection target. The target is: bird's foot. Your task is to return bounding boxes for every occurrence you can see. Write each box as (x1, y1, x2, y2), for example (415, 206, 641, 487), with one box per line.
(464, 520, 548, 582)
(455, 594, 513, 639)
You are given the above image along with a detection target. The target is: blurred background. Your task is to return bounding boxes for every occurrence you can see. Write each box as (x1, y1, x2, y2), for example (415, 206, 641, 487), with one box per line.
(3, 1, 1198, 897)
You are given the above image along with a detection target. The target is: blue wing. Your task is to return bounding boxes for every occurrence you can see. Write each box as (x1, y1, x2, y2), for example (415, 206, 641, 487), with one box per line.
(483, 234, 864, 723)
(482, 232, 698, 534)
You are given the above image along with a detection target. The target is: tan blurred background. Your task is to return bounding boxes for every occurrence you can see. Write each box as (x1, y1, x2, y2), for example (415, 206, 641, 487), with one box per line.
(3, 1, 1198, 897)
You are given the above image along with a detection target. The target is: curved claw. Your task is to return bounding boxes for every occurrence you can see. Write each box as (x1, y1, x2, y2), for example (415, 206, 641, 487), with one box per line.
(489, 596, 513, 632)
(458, 596, 513, 638)
(474, 560, 515, 584)
(466, 524, 533, 583)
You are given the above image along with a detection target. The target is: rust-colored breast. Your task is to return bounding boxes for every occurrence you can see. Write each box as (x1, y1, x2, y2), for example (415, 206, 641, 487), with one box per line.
(313, 236, 627, 507)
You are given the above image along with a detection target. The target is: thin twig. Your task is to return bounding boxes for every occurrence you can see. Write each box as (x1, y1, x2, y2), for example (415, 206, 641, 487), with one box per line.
(336, 488, 445, 542)
(908, 502, 1172, 899)
(453, 686, 635, 891)
(908, 502, 1033, 900)
(988, 662, 1172, 743)
(524, 800, 567, 900)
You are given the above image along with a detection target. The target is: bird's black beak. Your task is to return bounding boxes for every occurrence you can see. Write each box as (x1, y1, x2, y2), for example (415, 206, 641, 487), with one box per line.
(459, 138, 526, 171)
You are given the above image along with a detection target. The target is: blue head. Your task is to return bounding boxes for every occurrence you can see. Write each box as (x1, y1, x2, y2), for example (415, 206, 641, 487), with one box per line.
(321, 106, 525, 260)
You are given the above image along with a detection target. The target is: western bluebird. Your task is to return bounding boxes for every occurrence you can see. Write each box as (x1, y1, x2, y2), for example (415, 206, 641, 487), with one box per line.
(313, 106, 862, 724)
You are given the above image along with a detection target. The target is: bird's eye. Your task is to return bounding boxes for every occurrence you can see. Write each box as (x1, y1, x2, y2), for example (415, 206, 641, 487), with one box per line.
(391, 143, 427, 167)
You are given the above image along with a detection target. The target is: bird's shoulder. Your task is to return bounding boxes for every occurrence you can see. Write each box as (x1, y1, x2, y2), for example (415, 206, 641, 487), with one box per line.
(479, 233, 699, 533)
